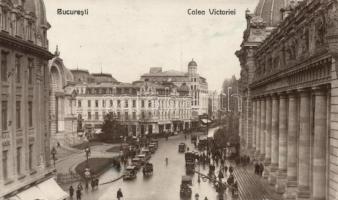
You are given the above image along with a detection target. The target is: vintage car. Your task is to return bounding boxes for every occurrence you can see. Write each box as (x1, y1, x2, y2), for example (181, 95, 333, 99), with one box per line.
(142, 162, 153, 176)
(137, 154, 150, 163)
(123, 165, 137, 180)
(141, 148, 151, 157)
(185, 152, 195, 175)
(178, 143, 186, 153)
(131, 158, 142, 169)
(149, 144, 156, 153)
(180, 176, 192, 198)
(150, 140, 158, 148)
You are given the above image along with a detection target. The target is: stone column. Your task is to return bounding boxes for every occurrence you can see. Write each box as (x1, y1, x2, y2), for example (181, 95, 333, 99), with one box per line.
(252, 99, 256, 151)
(276, 92, 288, 193)
(256, 98, 261, 157)
(260, 97, 266, 160)
(263, 95, 272, 178)
(268, 94, 279, 185)
(312, 87, 328, 200)
(284, 90, 298, 199)
(297, 89, 311, 199)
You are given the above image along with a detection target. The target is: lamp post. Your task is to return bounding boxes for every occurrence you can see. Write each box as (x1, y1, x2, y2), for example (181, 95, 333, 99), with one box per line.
(227, 87, 232, 112)
(85, 146, 91, 167)
(51, 147, 57, 167)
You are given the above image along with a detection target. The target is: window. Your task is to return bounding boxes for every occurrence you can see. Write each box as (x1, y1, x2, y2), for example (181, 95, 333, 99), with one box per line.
(148, 100, 152, 108)
(117, 100, 121, 108)
(125, 112, 129, 120)
(88, 112, 91, 120)
(132, 112, 136, 120)
(95, 112, 99, 120)
(132, 100, 136, 108)
(102, 111, 105, 119)
(16, 101, 21, 128)
(28, 101, 33, 127)
(110, 100, 113, 107)
(2, 101, 7, 130)
(2, 150, 8, 180)
(15, 55, 21, 83)
(141, 100, 145, 108)
(29, 144, 33, 170)
(88, 100, 91, 107)
(125, 100, 128, 108)
(78, 100, 81, 108)
(17, 147, 21, 174)
(28, 59, 33, 84)
(141, 111, 145, 119)
(1, 51, 8, 81)
(95, 100, 99, 107)
(102, 100, 105, 108)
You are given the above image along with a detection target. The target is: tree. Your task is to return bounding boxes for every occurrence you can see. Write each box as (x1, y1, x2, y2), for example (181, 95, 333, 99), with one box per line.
(99, 112, 126, 142)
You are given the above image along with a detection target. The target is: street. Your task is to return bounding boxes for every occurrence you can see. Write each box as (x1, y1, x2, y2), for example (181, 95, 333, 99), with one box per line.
(64, 129, 281, 200)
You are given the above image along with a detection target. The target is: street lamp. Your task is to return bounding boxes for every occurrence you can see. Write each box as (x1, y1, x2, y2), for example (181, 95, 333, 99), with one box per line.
(227, 87, 232, 112)
(51, 147, 57, 167)
(84, 146, 91, 167)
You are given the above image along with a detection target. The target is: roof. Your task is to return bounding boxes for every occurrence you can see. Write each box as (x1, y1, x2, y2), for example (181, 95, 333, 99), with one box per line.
(142, 70, 187, 77)
(188, 59, 197, 67)
(254, 0, 285, 27)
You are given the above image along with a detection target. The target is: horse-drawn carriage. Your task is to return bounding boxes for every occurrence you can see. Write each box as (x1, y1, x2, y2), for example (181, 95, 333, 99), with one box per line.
(142, 162, 153, 176)
(180, 176, 192, 198)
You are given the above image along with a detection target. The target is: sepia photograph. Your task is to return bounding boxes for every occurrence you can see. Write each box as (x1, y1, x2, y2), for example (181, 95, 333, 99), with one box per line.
(0, 0, 337, 199)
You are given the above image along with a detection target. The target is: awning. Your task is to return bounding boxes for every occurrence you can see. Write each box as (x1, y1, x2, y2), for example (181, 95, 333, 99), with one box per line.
(37, 178, 69, 200)
(14, 178, 69, 200)
(94, 129, 102, 134)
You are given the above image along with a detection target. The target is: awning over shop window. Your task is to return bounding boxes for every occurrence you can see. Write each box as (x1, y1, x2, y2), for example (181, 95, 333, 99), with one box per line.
(37, 178, 69, 200)
(200, 119, 212, 124)
(13, 178, 69, 200)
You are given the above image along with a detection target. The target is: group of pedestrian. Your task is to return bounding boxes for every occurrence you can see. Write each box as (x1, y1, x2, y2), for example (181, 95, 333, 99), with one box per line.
(254, 162, 264, 176)
(69, 183, 83, 200)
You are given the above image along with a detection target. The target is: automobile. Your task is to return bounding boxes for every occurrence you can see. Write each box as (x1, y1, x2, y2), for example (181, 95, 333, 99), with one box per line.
(180, 176, 192, 198)
(178, 143, 186, 153)
(150, 142, 158, 150)
(149, 144, 156, 153)
(131, 158, 142, 169)
(142, 162, 153, 176)
(123, 165, 137, 180)
(137, 154, 150, 163)
(141, 148, 151, 157)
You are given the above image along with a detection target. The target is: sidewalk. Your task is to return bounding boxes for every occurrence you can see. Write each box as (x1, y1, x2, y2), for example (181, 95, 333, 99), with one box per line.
(233, 166, 282, 200)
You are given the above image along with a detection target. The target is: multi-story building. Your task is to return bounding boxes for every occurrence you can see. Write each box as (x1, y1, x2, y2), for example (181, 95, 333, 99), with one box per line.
(208, 90, 220, 120)
(69, 79, 192, 136)
(237, 0, 338, 199)
(0, 0, 67, 199)
(140, 59, 208, 120)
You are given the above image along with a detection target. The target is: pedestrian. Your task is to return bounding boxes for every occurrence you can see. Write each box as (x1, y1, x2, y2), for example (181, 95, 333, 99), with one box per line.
(229, 165, 234, 174)
(204, 197, 208, 200)
(259, 162, 264, 176)
(165, 157, 168, 165)
(195, 193, 199, 200)
(77, 182, 83, 191)
(69, 185, 74, 199)
(117, 188, 123, 200)
(218, 170, 224, 181)
(85, 180, 89, 191)
(76, 188, 81, 200)
(224, 165, 228, 174)
(57, 141, 61, 148)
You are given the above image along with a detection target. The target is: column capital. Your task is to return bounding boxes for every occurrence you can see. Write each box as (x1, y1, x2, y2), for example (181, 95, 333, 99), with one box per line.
(297, 88, 311, 97)
(286, 90, 297, 98)
(278, 92, 287, 99)
(271, 93, 279, 100)
(312, 85, 328, 96)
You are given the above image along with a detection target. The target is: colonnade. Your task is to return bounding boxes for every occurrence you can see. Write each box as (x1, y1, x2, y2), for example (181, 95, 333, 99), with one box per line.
(250, 86, 329, 200)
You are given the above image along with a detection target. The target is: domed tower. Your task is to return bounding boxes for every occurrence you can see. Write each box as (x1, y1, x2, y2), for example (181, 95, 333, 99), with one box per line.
(188, 59, 197, 75)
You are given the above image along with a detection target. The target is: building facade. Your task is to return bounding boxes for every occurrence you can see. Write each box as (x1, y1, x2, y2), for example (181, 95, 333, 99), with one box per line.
(67, 76, 193, 137)
(0, 0, 67, 199)
(208, 90, 220, 120)
(237, 0, 338, 199)
(140, 59, 209, 119)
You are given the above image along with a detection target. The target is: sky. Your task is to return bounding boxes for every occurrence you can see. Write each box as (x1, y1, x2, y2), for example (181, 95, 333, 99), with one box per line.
(45, 0, 258, 91)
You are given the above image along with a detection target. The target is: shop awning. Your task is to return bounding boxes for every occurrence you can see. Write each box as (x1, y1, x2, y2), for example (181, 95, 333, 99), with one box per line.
(37, 178, 69, 200)
(201, 119, 212, 124)
(14, 178, 69, 200)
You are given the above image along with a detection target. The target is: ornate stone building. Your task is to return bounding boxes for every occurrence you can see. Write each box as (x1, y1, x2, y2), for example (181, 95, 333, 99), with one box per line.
(237, 0, 338, 199)
(0, 0, 67, 199)
(68, 78, 192, 137)
(140, 59, 209, 120)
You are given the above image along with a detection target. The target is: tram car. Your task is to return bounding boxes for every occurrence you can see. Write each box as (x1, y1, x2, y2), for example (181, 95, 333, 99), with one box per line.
(185, 152, 195, 175)
(178, 143, 186, 153)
